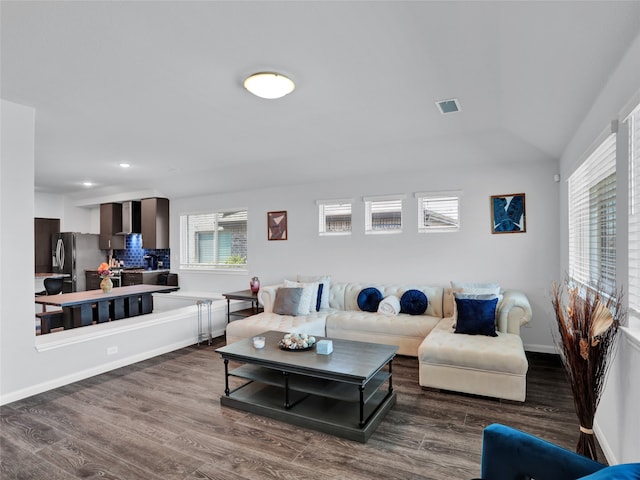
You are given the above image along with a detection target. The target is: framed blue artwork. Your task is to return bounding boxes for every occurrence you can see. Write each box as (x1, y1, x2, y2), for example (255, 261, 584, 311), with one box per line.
(491, 193, 526, 234)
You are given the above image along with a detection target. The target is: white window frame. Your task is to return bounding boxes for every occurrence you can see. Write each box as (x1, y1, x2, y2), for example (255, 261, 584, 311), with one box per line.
(568, 132, 617, 291)
(415, 191, 461, 233)
(363, 194, 405, 235)
(317, 198, 353, 236)
(627, 104, 640, 320)
(180, 209, 248, 271)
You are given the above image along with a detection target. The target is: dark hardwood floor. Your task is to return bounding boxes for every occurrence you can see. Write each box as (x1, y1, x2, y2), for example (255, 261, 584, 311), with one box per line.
(0, 337, 599, 479)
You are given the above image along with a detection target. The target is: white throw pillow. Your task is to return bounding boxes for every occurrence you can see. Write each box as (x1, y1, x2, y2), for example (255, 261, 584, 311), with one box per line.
(284, 279, 317, 314)
(450, 281, 501, 297)
(378, 296, 401, 316)
(297, 274, 331, 310)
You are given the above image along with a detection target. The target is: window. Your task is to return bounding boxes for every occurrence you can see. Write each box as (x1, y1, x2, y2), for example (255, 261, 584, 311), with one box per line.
(180, 210, 248, 270)
(318, 199, 352, 235)
(364, 195, 404, 234)
(416, 192, 461, 233)
(568, 133, 616, 291)
(628, 104, 640, 318)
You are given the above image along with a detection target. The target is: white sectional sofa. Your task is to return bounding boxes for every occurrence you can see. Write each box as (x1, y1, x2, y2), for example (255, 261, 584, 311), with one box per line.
(225, 281, 532, 401)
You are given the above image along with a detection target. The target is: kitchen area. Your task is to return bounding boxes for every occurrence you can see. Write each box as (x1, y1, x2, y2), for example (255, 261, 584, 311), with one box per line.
(34, 197, 178, 334)
(83, 232, 175, 291)
(36, 198, 175, 290)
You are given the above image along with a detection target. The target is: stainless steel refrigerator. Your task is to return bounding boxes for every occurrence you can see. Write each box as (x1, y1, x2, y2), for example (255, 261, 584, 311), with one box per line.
(52, 233, 106, 292)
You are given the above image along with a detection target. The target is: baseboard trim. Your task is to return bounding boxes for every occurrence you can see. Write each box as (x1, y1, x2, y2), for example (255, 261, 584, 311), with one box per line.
(593, 419, 617, 465)
(0, 338, 196, 406)
(524, 343, 557, 354)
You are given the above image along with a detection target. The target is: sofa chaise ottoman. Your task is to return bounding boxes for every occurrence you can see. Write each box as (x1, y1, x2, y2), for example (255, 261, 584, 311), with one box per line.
(418, 289, 531, 401)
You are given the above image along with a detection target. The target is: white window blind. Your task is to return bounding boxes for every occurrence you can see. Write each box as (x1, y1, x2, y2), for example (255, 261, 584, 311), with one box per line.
(628, 105, 640, 317)
(568, 133, 617, 291)
(416, 192, 461, 233)
(318, 200, 352, 236)
(364, 196, 403, 234)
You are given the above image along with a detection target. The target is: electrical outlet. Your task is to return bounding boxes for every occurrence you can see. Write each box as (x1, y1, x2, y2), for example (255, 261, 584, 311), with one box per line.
(107, 346, 118, 355)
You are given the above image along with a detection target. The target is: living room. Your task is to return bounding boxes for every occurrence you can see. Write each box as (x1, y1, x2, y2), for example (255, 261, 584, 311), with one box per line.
(1, 1, 639, 475)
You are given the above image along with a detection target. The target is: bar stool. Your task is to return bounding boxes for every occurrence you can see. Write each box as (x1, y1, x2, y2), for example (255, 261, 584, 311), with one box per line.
(36, 276, 64, 297)
(35, 277, 65, 334)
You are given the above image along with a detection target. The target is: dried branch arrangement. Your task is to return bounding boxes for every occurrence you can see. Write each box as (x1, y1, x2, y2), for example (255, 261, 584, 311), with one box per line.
(551, 281, 625, 461)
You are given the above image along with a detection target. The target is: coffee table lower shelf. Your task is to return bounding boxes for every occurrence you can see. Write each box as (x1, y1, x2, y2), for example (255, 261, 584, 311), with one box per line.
(220, 382, 396, 443)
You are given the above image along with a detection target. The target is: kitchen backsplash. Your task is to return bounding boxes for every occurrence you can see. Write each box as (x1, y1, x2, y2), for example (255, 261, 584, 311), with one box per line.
(113, 234, 170, 269)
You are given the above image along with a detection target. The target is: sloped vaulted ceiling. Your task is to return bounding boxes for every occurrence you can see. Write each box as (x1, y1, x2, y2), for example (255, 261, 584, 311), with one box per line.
(2, 1, 640, 199)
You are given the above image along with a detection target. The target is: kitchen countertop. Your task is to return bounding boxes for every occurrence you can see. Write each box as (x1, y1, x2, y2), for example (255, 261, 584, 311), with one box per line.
(85, 269, 170, 274)
(35, 284, 179, 307)
(35, 272, 69, 278)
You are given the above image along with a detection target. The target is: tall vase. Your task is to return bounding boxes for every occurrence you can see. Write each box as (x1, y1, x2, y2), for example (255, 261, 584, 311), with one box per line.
(250, 276, 260, 293)
(100, 276, 113, 293)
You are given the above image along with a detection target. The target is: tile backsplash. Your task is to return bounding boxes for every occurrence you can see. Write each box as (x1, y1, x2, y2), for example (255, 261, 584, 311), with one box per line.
(113, 234, 170, 269)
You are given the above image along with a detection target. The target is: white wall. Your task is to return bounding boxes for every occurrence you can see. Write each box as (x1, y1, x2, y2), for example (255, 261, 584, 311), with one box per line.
(595, 332, 640, 464)
(1, 100, 37, 400)
(34, 191, 99, 233)
(34, 192, 64, 219)
(172, 158, 560, 352)
(559, 33, 640, 464)
(0, 100, 199, 405)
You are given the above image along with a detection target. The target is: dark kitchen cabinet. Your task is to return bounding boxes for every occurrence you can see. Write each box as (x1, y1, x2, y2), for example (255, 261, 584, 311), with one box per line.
(100, 203, 125, 250)
(141, 197, 169, 249)
(121, 272, 144, 286)
(34, 217, 60, 273)
(121, 270, 168, 286)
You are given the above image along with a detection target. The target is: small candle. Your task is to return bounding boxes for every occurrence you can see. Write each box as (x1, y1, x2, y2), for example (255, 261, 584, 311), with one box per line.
(253, 336, 265, 349)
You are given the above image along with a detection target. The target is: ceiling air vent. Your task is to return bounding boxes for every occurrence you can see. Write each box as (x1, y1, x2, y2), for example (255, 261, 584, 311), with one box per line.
(436, 98, 461, 114)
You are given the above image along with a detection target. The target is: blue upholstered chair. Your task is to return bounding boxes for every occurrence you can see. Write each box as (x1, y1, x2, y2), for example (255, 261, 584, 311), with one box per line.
(479, 424, 640, 480)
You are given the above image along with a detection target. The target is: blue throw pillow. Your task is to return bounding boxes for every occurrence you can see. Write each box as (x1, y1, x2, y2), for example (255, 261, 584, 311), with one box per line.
(357, 287, 383, 312)
(454, 297, 498, 337)
(400, 289, 428, 315)
(578, 464, 640, 479)
(315, 283, 324, 311)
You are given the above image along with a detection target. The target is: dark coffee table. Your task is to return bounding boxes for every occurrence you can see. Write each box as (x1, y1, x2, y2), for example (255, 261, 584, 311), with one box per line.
(215, 330, 398, 442)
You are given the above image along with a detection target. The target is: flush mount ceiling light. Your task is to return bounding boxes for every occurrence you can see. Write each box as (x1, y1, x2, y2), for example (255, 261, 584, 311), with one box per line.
(243, 72, 295, 99)
(436, 98, 462, 114)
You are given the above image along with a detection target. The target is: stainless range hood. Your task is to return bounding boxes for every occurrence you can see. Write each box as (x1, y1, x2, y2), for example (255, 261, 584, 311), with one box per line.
(117, 201, 141, 234)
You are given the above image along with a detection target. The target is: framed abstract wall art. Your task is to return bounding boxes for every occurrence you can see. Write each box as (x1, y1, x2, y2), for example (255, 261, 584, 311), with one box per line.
(490, 193, 526, 234)
(267, 211, 288, 240)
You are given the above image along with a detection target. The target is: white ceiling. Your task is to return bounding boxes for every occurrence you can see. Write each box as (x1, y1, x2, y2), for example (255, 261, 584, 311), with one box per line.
(2, 1, 640, 201)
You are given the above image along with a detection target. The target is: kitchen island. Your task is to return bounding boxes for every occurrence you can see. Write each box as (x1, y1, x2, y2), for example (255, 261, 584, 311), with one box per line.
(35, 284, 179, 331)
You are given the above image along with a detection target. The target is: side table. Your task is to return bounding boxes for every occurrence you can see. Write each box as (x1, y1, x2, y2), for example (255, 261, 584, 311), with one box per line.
(222, 289, 262, 323)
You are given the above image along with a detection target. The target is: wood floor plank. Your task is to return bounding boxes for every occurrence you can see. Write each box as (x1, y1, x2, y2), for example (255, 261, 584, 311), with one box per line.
(165, 429, 330, 480)
(1, 338, 600, 480)
(0, 434, 76, 479)
(37, 436, 167, 480)
(0, 408, 66, 453)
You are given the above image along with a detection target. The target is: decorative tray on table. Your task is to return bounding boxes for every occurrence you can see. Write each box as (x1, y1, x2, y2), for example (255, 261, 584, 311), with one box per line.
(278, 333, 316, 352)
